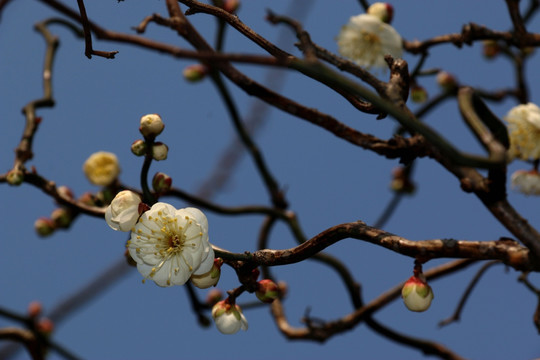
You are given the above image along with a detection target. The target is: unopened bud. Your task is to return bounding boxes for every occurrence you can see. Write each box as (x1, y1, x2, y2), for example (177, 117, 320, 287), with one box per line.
(139, 114, 164, 138)
(223, 0, 240, 13)
(436, 71, 458, 93)
(27, 301, 42, 318)
(50, 208, 72, 229)
(191, 258, 223, 289)
(152, 142, 168, 161)
(401, 274, 434, 312)
(34, 217, 55, 237)
(131, 139, 147, 157)
(367, 2, 393, 23)
(78, 192, 97, 207)
(6, 169, 24, 186)
(482, 40, 500, 59)
(183, 64, 208, 82)
(255, 279, 279, 303)
(152, 172, 172, 195)
(37, 318, 54, 335)
(391, 166, 415, 194)
(410, 85, 428, 103)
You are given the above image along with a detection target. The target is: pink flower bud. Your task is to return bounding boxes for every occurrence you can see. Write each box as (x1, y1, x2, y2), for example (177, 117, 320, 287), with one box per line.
(152, 172, 172, 195)
(482, 40, 500, 59)
(223, 0, 240, 13)
(37, 318, 54, 335)
(212, 300, 248, 334)
(206, 289, 224, 306)
(255, 279, 279, 303)
(183, 64, 208, 82)
(27, 301, 42, 318)
(401, 274, 434, 312)
(50, 208, 72, 229)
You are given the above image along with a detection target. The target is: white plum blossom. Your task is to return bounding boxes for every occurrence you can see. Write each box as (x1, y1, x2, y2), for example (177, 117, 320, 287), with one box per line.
(83, 151, 120, 186)
(127, 203, 214, 287)
(511, 170, 540, 195)
(105, 190, 142, 231)
(337, 14, 402, 70)
(505, 103, 540, 160)
(401, 274, 434, 312)
(212, 300, 248, 335)
(139, 114, 164, 138)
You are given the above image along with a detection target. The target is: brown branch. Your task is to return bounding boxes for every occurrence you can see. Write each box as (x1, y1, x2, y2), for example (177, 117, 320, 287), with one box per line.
(0, 328, 43, 360)
(439, 260, 501, 327)
(214, 221, 537, 271)
(505, 0, 528, 42)
(76, 0, 117, 58)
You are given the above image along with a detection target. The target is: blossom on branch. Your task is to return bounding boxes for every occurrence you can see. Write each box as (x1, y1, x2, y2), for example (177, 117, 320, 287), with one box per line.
(83, 151, 120, 186)
(127, 203, 214, 287)
(105, 190, 142, 231)
(401, 274, 434, 312)
(336, 13, 402, 70)
(212, 300, 248, 335)
(511, 169, 540, 195)
(505, 103, 540, 160)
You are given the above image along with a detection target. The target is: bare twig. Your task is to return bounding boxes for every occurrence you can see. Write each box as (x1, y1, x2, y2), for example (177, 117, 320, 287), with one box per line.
(76, 0, 117, 58)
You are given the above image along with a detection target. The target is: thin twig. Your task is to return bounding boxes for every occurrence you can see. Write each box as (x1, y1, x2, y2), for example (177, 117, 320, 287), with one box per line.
(76, 0, 117, 58)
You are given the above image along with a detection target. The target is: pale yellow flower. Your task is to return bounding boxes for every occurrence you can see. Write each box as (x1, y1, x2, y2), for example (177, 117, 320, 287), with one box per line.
(337, 14, 402, 69)
(505, 103, 540, 160)
(511, 170, 540, 195)
(83, 151, 120, 186)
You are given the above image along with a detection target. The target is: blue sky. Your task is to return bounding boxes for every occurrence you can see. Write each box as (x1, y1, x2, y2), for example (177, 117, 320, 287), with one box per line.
(1, 1, 540, 359)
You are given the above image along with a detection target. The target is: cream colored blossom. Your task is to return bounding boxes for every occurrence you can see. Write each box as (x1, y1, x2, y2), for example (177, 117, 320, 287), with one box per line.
(105, 190, 142, 231)
(401, 274, 434, 312)
(505, 103, 540, 160)
(127, 203, 214, 287)
(212, 300, 248, 335)
(83, 151, 120, 186)
(367, 2, 393, 23)
(337, 14, 402, 69)
(139, 114, 164, 138)
(511, 170, 540, 195)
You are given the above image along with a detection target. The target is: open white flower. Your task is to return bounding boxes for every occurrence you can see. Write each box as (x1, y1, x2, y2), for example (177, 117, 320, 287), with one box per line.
(505, 103, 540, 160)
(511, 170, 540, 195)
(127, 203, 214, 287)
(105, 190, 142, 231)
(337, 14, 402, 69)
(212, 300, 248, 335)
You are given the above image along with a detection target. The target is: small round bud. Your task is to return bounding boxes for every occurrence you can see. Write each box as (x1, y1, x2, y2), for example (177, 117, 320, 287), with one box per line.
(6, 169, 24, 186)
(206, 289, 224, 306)
(34, 217, 55, 237)
(401, 274, 434, 312)
(482, 40, 500, 59)
(57, 186, 74, 200)
(27, 301, 42, 318)
(436, 71, 458, 93)
(367, 2, 394, 23)
(37, 318, 54, 335)
(223, 0, 240, 13)
(410, 85, 428, 103)
(78, 192, 97, 207)
(152, 172, 172, 195)
(255, 279, 280, 303)
(139, 114, 164, 138)
(131, 139, 147, 157)
(50, 208, 72, 229)
(212, 300, 248, 335)
(152, 142, 168, 161)
(183, 64, 208, 82)
(390, 166, 415, 194)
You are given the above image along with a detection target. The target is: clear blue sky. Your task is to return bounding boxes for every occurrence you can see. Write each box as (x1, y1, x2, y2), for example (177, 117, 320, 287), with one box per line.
(1, 1, 539, 359)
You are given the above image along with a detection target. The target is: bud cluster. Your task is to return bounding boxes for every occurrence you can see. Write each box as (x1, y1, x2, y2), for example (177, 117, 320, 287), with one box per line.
(132, 114, 169, 162)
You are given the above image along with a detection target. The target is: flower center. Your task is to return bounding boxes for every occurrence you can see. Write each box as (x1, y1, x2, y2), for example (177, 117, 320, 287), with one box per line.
(167, 234, 183, 250)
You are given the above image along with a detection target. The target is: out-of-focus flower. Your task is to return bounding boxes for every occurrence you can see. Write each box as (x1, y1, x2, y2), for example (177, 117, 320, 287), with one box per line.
(37, 318, 54, 335)
(401, 274, 434, 312)
(505, 103, 540, 160)
(105, 190, 142, 232)
(139, 114, 164, 138)
(27, 301, 42, 318)
(127, 203, 214, 287)
(152, 142, 168, 161)
(34, 217, 55, 237)
(482, 40, 500, 59)
(337, 13, 402, 70)
(131, 139, 147, 157)
(223, 0, 240, 13)
(212, 300, 248, 335)
(206, 289, 224, 306)
(83, 151, 120, 186)
(410, 85, 428, 103)
(191, 258, 223, 289)
(511, 169, 540, 195)
(255, 279, 280, 303)
(367, 2, 394, 23)
(78, 192, 97, 207)
(183, 64, 208, 82)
